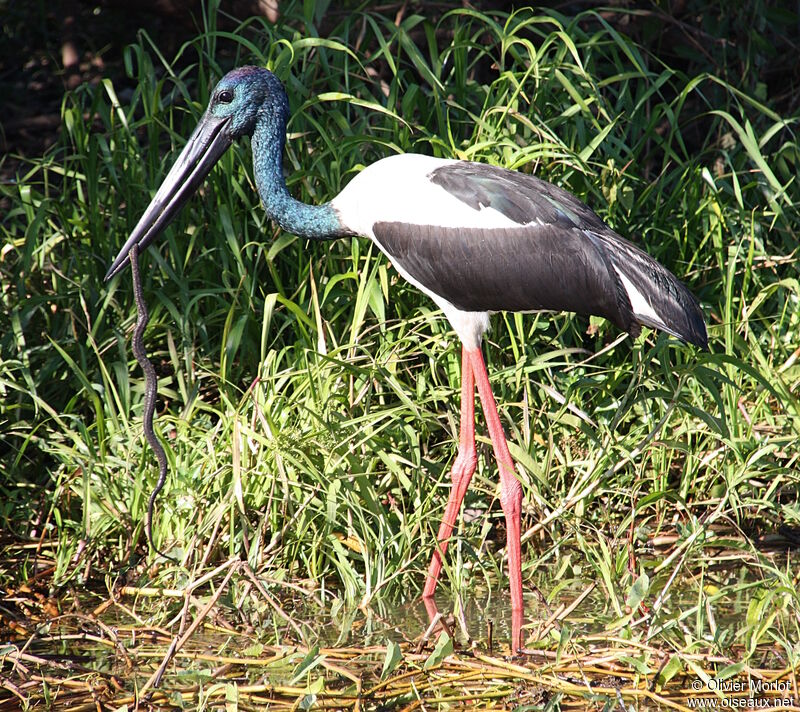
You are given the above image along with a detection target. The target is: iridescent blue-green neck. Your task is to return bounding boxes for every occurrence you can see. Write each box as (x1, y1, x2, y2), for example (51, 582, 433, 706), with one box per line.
(251, 104, 346, 239)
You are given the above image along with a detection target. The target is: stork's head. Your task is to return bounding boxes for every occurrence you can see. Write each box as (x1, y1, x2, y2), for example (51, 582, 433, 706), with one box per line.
(104, 66, 287, 280)
(207, 66, 288, 139)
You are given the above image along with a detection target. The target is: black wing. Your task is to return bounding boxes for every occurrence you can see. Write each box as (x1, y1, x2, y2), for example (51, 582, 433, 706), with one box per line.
(372, 162, 707, 348)
(373, 220, 637, 333)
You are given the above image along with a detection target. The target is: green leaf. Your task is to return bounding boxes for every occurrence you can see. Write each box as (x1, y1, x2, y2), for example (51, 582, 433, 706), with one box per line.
(710, 110, 788, 209)
(242, 642, 265, 658)
(225, 682, 239, 712)
(655, 655, 683, 689)
(308, 677, 325, 695)
(620, 655, 652, 675)
(746, 596, 767, 628)
(577, 118, 617, 162)
(381, 639, 403, 679)
(626, 573, 650, 610)
(423, 633, 453, 670)
(716, 662, 746, 680)
(290, 646, 324, 685)
(314, 92, 409, 125)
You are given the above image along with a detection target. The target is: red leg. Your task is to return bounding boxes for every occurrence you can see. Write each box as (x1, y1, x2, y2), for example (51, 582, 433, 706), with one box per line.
(423, 345, 477, 599)
(471, 347, 524, 652)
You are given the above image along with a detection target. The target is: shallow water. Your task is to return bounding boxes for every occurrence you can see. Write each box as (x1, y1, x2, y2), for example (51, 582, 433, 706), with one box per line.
(6, 546, 798, 710)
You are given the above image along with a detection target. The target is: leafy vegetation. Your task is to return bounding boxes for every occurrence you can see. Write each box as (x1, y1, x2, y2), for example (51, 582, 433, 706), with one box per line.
(2, 0, 799, 707)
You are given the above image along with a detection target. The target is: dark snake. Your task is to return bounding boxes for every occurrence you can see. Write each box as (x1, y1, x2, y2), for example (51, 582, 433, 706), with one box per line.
(129, 243, 175, 562)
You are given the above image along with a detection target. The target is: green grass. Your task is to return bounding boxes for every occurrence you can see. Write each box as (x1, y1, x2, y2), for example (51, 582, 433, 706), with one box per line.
(2, 0, 800, 695)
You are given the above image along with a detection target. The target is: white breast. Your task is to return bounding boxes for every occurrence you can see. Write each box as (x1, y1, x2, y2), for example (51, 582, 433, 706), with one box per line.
(331, 154, 501, 348)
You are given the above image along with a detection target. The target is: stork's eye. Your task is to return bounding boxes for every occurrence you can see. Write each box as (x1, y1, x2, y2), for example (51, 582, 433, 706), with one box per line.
(217, 89, 234, 104)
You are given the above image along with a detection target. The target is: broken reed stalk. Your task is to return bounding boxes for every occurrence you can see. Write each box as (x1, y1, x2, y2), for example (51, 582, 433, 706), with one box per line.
(129, 243, 174, 562)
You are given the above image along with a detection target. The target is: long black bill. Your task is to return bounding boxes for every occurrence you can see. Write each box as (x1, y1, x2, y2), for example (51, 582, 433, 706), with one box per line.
(104, 113, 233, 281)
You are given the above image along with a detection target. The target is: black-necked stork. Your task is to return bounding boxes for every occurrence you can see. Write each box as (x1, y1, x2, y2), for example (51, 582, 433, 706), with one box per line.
(106, 66, 707, 652)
